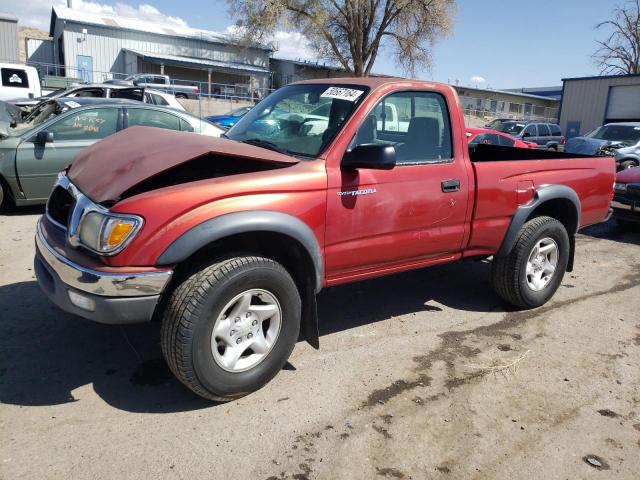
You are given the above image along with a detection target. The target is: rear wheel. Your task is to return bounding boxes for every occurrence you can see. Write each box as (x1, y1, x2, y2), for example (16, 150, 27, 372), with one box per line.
(161, 255, 301, 401)
(619, 159, 638, 170)
(492, 216, 569, 308)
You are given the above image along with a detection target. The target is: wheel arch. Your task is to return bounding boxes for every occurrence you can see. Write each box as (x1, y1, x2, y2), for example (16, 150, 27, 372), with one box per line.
(156, 211, 323, 348)
(497, 185, 580, 271)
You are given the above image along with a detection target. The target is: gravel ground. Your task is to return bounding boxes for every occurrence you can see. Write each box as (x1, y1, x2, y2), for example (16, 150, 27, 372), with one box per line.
(1, 208, 639, 480)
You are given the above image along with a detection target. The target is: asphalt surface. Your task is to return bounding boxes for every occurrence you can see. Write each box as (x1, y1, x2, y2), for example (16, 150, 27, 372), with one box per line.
(1, 208, 639, 479)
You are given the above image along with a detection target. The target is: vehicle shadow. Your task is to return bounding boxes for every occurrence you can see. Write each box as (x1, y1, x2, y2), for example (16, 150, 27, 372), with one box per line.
(0, 205, 45, 216)
(0, 260, 503, 413)
(578, 218, 640, 246)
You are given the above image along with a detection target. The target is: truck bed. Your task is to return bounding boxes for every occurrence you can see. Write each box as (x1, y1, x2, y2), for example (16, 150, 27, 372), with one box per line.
(464, 144, 615, 257)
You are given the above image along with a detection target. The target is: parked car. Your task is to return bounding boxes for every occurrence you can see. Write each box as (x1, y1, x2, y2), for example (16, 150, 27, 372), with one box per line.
(496, 121, 565, 150)
(466, 127, 534, 148)
(105, 74, 199, 99)
(0, 63, 41, 102)
(612, 166, 640, 227)
(0, 97, 223, 208)
(144, 89, 185, 111)
(484, 118, 520, 130)
(9, 84, 147, 111)
(34, 78, 614, 401)
(564, 122, 640, 170)
(206, 106, 253, 130)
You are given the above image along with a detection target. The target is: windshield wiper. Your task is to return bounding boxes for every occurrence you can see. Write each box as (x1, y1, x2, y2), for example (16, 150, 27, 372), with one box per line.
(241, 138, 291, 155)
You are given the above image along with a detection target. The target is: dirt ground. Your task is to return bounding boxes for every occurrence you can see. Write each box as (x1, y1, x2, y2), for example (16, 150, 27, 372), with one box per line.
(1, 208, 639, 480)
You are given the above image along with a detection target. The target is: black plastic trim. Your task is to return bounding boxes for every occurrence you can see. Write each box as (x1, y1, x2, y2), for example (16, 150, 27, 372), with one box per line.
(157, 210, 324, 293)
(496, 184, 581, 257)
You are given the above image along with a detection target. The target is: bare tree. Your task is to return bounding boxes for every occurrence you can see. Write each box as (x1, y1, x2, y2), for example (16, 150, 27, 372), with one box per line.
(593, 0, 640, 75)
(229, 0, 456, 76)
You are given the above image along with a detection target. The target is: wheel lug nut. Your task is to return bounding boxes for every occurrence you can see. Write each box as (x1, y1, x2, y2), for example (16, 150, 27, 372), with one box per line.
(252, 320, 258, 326)
(236, 337, 242, 344)
(246, 312, 251, 318)
(247, 333, 253, 339)
(230, 330, 236, 336)
(235, 317, 240, 323)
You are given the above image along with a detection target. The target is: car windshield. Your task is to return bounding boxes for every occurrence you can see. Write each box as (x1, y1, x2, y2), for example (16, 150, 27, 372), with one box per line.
(496, 122, 525, 135)
(7, 101, 67, 137)
(585, 125, 640, 145)
(44, 87, 69, 98)
(225, 83, 369, 157)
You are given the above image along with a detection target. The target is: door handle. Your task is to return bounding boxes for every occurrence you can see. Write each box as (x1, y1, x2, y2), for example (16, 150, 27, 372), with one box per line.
(441, 179, 460, 193)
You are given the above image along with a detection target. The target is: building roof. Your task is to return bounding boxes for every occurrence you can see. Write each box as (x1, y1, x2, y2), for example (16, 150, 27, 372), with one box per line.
(562, 73, 640, 82)
(124, 49, 270, 75)
(453, 85, 559, 102)
(49, 6, 270, 51)
(0, 12, 18, 22)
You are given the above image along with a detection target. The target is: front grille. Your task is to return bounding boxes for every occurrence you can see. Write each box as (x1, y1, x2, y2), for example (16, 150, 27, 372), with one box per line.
(627, 184, 640, 198)
(47, 186, 74, 228)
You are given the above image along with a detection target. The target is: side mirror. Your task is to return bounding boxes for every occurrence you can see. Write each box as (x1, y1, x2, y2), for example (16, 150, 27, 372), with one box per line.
(34, 131, 54, 144)
(342, 144, 396, 170)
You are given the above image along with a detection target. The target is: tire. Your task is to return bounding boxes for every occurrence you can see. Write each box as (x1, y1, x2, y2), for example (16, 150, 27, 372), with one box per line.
(175, 93, 188, 99)
(615, 218, 639, 230)
(161, 255, 301, 401)
(0, 181, 4, 210)
(492, 216, 569, 309)
(619, 160, 638, 170)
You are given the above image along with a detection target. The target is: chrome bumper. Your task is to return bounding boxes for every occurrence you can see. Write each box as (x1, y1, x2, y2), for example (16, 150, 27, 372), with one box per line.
(35, 219, 172, 297)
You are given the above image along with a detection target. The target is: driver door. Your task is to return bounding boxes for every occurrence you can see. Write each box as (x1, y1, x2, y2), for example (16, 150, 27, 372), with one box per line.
(16, 107, 121, 201)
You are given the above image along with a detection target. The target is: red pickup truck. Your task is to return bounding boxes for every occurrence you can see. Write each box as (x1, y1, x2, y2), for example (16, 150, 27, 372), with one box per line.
(34, 78, 615, 401)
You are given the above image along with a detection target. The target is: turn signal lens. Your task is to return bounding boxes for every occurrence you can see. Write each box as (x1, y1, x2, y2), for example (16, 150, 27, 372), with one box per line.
(107, 221, 134, 247)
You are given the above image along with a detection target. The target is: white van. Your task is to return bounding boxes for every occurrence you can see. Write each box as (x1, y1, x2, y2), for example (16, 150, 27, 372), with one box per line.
(0, 63, 41, 102)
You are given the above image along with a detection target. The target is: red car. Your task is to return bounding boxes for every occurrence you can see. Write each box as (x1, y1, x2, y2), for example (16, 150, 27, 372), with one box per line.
(466, 127, 535, 148)
(35, 78, 615, 400)
(612, 166, 640, 226)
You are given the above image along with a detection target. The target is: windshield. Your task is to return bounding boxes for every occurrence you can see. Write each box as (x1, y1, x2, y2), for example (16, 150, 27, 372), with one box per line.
(496, 122, 525, 135)
(585, 125, 640, 145)
(7, 101, 65, 136)
(44, 87, 69, 98)
(226, 83, 369, 157)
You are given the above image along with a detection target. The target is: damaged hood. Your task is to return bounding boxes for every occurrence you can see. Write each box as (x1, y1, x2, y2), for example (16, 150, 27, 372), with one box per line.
(68, 126, 299, 203)
(564, 136, 622, 155)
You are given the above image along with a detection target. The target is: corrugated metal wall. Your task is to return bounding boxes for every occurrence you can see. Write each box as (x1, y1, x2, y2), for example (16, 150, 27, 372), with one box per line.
(559, 75, 640, 136)
(56, 20, 270, 84)
(26, 38, 55, 64)
(0, 16, 19, 63)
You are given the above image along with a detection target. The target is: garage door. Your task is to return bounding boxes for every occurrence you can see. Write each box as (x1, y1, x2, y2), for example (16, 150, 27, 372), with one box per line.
(606, 84, 640, 122)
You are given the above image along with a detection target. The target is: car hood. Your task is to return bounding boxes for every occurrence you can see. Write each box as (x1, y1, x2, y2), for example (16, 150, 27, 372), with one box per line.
(206, 115, 231, 122)
(68, 126, 299, 203)
(616, 166, 640, 183)
(564, 136, 622, 155)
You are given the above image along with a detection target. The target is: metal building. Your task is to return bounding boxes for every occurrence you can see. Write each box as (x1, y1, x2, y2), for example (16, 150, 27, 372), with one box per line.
(559, 74, 640, 138)
(0, 12, 19, 63)
(46, 5, 272, 95)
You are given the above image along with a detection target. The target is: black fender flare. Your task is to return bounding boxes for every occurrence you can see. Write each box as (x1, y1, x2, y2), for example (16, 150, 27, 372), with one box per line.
(496, 185, 581, 264)
(157, 210, 324, 294)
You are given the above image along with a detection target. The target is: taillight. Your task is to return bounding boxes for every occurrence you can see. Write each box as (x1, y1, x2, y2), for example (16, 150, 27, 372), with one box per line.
(195, 87, 199, 94)
(561, 136, 566, 145)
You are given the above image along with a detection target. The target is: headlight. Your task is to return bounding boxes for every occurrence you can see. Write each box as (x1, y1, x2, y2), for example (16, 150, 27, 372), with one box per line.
(614, 182, 627, 192)
(78, 211, 143, 254)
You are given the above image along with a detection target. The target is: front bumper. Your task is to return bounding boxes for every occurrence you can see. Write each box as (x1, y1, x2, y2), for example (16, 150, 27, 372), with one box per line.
(611, 197, 640, 223)
(34, 219, 173, 324)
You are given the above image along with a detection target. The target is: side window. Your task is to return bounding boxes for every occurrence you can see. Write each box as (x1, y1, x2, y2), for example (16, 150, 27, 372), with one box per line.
(549, 124, 561, 136)
(498, 135, 516, 147)
(352, 91, 452, 164)
(152, 94, 169, 106)
(523, 124, 537, 137)
(469, 134, 487, 145)
(1, 68, 29, 88)
(537, 124, 550, 137)
(179, 118, 194, 132)
(72, 89, 104, 98)
(128, 109, 181, 131)
(47, 108, 118, 141)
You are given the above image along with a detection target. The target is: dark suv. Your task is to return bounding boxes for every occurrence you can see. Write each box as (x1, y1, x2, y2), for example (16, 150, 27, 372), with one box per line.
(496, 121, 565, 150)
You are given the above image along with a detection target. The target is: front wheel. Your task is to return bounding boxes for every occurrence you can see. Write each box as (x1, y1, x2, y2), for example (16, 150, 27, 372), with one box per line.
(492, 216, 569, 309)
(161, 255, 301, 401)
